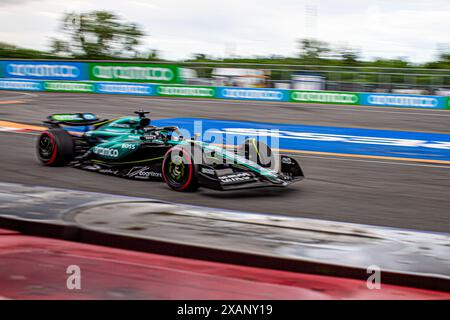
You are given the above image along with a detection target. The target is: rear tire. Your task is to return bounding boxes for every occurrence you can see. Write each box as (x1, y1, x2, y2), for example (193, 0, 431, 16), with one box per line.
(162, 146, 199, 192)
(36, 129, 75, 166)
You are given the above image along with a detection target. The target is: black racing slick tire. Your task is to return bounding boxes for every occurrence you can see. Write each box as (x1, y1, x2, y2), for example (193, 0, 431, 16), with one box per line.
(162, 146, 199, 192)
(240, 138, 273, 168)
(36, 129, 75, 166)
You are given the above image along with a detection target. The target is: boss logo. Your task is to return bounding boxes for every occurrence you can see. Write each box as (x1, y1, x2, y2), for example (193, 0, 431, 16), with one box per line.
(121, 143, 136, 149)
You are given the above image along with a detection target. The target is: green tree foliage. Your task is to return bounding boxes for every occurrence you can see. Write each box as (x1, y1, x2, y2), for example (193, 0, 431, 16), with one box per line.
(192, 53, 208, 61)
(338, 48, 360, 66)
(51, 11, 145, 59)
(298, 38, 331, 63)
(0, 42, 53, 59)
(424, 51, 450, 70)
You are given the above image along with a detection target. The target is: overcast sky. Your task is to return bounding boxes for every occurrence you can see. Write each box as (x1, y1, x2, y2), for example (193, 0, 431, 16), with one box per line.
(0, 0, 449, 62)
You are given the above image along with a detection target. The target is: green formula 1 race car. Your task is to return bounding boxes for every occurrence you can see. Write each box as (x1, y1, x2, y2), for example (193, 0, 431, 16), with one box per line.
(36, 110, 304, 191)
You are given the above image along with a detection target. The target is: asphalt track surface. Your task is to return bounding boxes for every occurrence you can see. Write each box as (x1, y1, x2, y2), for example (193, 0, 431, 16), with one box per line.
(1, 91, 450, 233)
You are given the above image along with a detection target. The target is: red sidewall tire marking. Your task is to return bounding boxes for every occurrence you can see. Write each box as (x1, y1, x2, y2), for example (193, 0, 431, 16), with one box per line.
(41, 131, 58, 165)
(162, 147, 193, 191)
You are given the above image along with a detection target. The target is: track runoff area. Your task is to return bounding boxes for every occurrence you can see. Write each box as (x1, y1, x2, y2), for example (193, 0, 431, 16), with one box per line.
(0, 91, 450, 233)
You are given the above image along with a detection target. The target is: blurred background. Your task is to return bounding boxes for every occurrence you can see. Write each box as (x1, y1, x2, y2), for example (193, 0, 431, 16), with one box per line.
(0, 0, 449, 94)
(1, 1, 450, 300)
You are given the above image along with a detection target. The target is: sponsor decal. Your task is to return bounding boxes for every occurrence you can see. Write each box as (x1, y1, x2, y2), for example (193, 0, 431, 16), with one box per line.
(44, 81, 94, 93)
(121, 143, 137, 150)
(218, 172, 254, 184)
(2, 61, 87, 80)
(89, 63, 179, 83)
(142, 133, 157, 140)
(281, 156, 293, 164)
(291, 90, 359, 104)
(99, 168, 119, 175)
(280, 172, 294, 181)
(0, 79, 42, 91)
(217, 87, 288, 101)
(110, 123, 131, 128)
(83, 113, 97, 120)
(127, 166, 162, 179)
(201, 167, 215, 175)
(157, 85, 215, 98)
(95, 82, 154, 95)
(360, 93, 446, 109)
(52, 114, 83, 121)
(93, 146, 119, 158)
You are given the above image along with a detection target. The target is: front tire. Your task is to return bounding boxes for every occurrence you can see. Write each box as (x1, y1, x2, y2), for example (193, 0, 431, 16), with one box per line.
(162, 146, 199, 192)
(36, 129, 75, 166)
(239, 138, 273, 168)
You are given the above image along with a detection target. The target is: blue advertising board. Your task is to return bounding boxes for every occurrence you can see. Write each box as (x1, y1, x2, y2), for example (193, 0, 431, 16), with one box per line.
(360, 92, 446, 109)
(94, 82, 155, 96)
(151, 118, 450, 162)
(1, 60, 88, 81)
(216, 87, 289, 101)
(0, 79, 43, 91)
(0, 61, 4, 78)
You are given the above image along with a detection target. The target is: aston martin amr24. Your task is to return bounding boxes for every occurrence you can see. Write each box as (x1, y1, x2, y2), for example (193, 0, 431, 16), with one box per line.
(36, 111, 304, 191)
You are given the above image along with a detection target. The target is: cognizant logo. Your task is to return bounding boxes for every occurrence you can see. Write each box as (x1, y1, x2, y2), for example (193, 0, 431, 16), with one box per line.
(367, 95, 438, 108)
(158, 86, 214, 96)
(222, 89, 284, 100)
(93, 66, 174, 81)
(46, 82, 92, 92)
(98, 84, 151, 94)
(6, 64, 80, 78)
(0, 80, 41, 90)
(292, 92, 358, 104)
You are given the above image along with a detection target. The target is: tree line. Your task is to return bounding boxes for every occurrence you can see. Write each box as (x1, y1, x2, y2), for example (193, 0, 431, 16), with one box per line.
(0, 10, 449, 71)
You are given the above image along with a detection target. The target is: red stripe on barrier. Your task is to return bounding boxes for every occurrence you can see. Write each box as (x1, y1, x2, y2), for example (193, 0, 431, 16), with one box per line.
(0, 229, 19, 235)
(0, 231, 449, 300)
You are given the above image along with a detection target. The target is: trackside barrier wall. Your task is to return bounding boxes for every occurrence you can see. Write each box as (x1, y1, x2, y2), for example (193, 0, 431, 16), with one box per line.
(217, 87, 290, 101)
(0, 77, 449, 110)
(290, 90, 359, 105)
(0, 60, 180, 84)
(88, 62, 181, 83)
(1, 60, 88, 81)
(359, 92, 447, 109)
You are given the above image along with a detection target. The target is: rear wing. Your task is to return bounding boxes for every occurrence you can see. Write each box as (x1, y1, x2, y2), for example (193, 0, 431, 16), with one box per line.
(44, 113, 108, 127)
